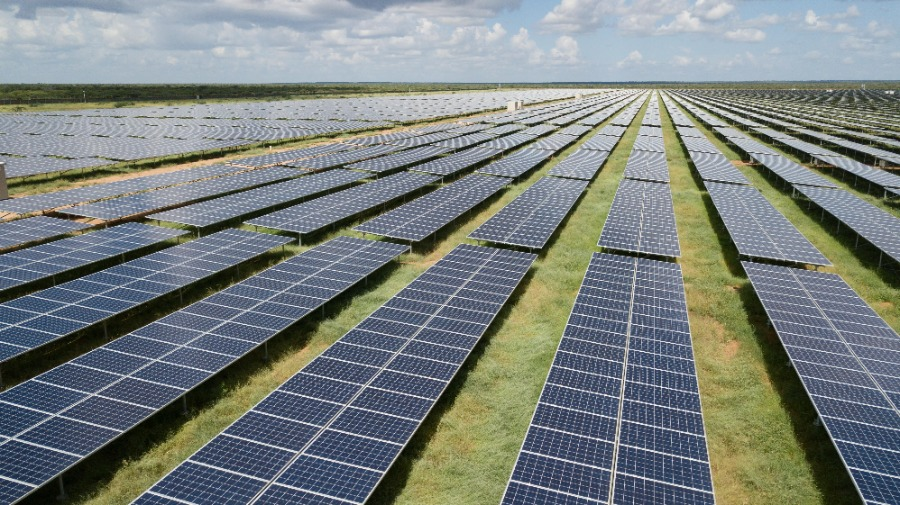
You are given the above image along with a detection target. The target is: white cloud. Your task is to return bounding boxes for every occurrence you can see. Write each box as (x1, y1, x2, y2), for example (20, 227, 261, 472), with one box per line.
(549, 35, 579, 64)
(657, 10, 706, 34)
(693, 0, 734, 21)
(768, 47, 781, 55)
(540, 0, 621, 33)
(510, 27, 543, 64)
(616, 49, 644, 68)
(672, 54, 707, 66)
(724, 28, 765, 42)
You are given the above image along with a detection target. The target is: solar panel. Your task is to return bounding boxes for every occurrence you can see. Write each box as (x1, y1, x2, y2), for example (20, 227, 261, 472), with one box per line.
(624, 150, 669, 183)
(747, 153, 837, 189)
(0, 164, 247, 216)
(246, 172, 438, 238)
(346, 145, 449, 174)
(476, 148, 555, 179)
(795, 186, 900, 266)
(502, 253, 715, 505)
(548, 148, 611, 181)
(469, 177, 587, 250)
(520, 124, 558, 136)
(638, 126, 663, 138)
(532, 133, 578, 152)
(431, 131, 498, 149)
(742, 262, 900, 505)
(354, 174, 509, 242)
(705, 182, 830, 266)
(0, 217, 90, 251)
(408, 147, 501, 177)
(685, 151, 749, 185)
(284, 145, 404, 171)
(0, 229, 291, 366)
(812, 155, 900, 192)
(0, 236, 407, 505)
(632, 136, 665, 153)
(480, 133, 538, 152)
(148, 170, 372, 229)
(0, 223, 187, 295)
(558, 125, 593, 137)
(227, 143, 353, 168)
(599, 179, 681, 258)
(134, 243, 536, 505)
(59, 167, 299, 221)
(581, 134, 621, 152)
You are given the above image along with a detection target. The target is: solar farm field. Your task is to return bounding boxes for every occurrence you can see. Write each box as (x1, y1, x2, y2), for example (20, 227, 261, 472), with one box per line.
(0, 88, 897, 505)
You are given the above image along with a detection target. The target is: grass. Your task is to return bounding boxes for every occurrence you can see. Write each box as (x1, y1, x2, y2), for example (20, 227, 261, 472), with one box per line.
(11, 91, 898, 505)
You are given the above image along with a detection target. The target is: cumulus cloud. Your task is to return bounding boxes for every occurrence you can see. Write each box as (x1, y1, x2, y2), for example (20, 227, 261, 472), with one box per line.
(549, 35, 579, 64)
(724, 28, 765, 42)
(540, 0, 621, 33)
(616, 49, 644, 68)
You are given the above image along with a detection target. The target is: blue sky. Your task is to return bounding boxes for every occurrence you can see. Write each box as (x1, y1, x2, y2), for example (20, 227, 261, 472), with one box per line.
(1, 0, 898, 83)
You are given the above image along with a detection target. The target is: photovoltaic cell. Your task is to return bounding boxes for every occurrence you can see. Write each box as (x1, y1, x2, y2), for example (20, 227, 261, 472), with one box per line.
(0, 229, 289, 365)
(0, 236, 407, 505)
(0, 217, 90, 251)
(408, 147, 501, 177)
(0, 223, 186, 295)
(743, 261, 900, 505)
(147, 170, 371, 228)
(705, 182, 830, 266)
(795, 186, 900, 265)
(502, 253, 715, 505)
(599, 179, 680, 258)
(477, 148, 554, 179)
(354, 174, 509, 242)
(548, 148, 610, 181)
(246, 172, 438, 237)
(469, 177, 588, 250)
(134, 243, 535, 505)
(58, 167, 299, 221)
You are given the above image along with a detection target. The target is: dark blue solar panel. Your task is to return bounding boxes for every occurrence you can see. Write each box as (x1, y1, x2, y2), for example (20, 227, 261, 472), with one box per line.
(134, 244, 536, 505)
(0, 236, 406, 504)
(501, 253, 715, 505)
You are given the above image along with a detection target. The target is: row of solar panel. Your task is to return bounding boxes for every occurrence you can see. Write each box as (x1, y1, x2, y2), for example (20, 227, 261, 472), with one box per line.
(0, 229, 287, 365)
(135, 243, 536, 505)
(503, 253, 715, 505)
(0, 236, 409, 505)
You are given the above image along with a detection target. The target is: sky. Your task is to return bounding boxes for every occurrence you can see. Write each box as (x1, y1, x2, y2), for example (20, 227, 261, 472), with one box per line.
(1, 0, 898, 83)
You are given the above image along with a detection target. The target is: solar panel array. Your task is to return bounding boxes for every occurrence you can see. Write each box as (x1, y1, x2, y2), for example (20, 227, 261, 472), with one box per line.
(432, 131, 498, 150)
(668, 93, 837, 189)
(0, 217, 90, 251)
(599, 179, 681, 258)
(0, 164, 246, 216)
(354, 175, 510, 242)
(283, 145, 403, 172)
(346, 145, 449, 174)
(624, 151, 669, 184)
(148, 170, 372, 229)
(742, 262, 900, 505)
(812, 155, 900, 194)
(0, 229, 290, 365)
(705, 182, 831, 266)
(409, 146, 501, 177)
(59, 166, 299, 221)
(660, 94, 750, 185)
(0, 236, 407, 505)
(1, 89, 594, 178)
(227, 144, 353, 168)
(795, 186, 900, 265)
(0, 223, 186, 295)
(532, 133, 578, 152)
(548, 149, 611, 181)
(480, 133, 538, 152)
(246, 172, 438, 237)
(686, 151, 749, 185)
(502, 253, 714, 505)
(135, 243, 536, 505)
(476, 148, 555, 179)
(469, 177, 588, 250)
